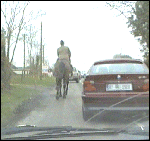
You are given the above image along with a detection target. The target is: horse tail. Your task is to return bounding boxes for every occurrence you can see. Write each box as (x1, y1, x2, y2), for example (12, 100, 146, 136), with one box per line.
(59, 61, 65, 79)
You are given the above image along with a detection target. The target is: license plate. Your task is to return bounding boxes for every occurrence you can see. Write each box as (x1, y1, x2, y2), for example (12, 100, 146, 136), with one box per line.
(106, 83, 132, 91)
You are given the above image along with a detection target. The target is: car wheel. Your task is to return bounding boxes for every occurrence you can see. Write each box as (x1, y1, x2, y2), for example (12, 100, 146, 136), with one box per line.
(76, 78, 79, 83)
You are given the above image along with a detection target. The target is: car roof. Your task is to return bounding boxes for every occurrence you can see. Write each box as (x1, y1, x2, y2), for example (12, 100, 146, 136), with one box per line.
(94, 58, 143, 65)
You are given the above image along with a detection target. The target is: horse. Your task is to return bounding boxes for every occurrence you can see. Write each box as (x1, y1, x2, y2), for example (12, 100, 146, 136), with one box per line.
(53, 59, 71, 100)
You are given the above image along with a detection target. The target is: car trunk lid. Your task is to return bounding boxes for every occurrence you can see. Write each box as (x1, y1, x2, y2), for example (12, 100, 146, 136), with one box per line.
(84, 74, 149, 92)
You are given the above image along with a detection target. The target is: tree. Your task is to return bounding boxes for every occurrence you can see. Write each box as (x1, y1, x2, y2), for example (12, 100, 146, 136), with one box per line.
(1, 1, 42, 64)
(113, 54, 132, 59)
(44, 59, 50, 66)
(1, 28, 12, 90)
(28, 25, 39, 68)
(127, 1, 149, 49)
(127, 1, 149, 67)
(106, 1, 149, 67)
(106, 1, 136, 19)
(1, 1, 30, 63)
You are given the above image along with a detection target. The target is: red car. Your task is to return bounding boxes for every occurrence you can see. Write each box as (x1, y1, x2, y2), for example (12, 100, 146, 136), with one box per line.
(82, 58, 149, 121)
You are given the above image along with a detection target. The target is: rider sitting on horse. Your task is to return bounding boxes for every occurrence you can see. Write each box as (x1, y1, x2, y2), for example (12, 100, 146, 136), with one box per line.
(54, 40, 73, 76)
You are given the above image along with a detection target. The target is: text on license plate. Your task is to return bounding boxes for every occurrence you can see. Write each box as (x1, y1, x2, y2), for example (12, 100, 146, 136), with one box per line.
(106, 83, 133, 91)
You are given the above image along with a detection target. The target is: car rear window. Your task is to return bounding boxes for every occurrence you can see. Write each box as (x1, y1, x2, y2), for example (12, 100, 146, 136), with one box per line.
(88, 63, 149, 75)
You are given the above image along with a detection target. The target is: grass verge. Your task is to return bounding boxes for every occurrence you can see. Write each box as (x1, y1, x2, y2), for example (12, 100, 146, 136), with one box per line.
(10, 75, 56, 87)
(1, 85, 40, 127)
(1, 75, 56, 127)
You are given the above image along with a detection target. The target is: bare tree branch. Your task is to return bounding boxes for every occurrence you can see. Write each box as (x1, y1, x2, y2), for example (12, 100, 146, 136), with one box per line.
(106, 1, 136, 19)
(2, 1, 43, 65)
(106, 2, 128, 19)
(10, 2, 29, 63)
(1, 8, 9, 27)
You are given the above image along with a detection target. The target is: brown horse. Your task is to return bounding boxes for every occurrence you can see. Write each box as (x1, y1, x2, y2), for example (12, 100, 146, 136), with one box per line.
(53, 59, 71, 100)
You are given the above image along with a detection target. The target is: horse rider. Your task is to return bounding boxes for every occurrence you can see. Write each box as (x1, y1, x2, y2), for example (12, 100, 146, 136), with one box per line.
(57, 40, 71, 63)
(54, 40, 73, 76)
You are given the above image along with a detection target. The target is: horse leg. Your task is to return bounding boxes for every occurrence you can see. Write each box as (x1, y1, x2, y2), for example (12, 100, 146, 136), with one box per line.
(59, 79, 62, 97)
(56, 78, 60, 100)
(63, 78, 66, 99)
(66, 78, 69, 95)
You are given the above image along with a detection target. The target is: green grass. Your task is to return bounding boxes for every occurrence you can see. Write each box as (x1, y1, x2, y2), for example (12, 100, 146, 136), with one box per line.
(1, 85, 40, 126)
(10, 75, 56, 87)
(1, 75, 56, 127)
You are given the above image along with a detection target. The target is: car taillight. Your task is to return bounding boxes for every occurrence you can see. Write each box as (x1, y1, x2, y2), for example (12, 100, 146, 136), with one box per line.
(142, 79, 149, 92)
(84, 81, 96, 91)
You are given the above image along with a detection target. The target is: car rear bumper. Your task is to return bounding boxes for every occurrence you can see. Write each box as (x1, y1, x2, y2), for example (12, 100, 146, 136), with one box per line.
(69, 77, 80, 82)
(82, 91, 149, 111)
(69, 78, 78, 81)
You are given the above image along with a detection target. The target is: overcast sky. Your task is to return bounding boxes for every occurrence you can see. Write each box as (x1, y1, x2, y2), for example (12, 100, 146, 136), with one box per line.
(2, 1, 144, 72)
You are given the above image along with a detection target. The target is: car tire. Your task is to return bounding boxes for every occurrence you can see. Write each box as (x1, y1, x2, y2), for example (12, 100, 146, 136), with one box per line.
(76, 78, 79, 83)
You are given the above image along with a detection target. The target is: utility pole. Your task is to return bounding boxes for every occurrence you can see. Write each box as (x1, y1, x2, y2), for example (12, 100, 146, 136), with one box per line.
(21, 34, 26, 81)
(40, 21, 42, 80)
(43, 45, 44, 64)
(24, 34, 26, 76)
(30, 25, 32, 71)
(120, 47, 122, 55)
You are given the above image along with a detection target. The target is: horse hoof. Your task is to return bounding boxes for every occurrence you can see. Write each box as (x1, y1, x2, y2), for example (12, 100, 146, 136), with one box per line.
(59, 94, 62, 97)
(56, 96, 59, 100)
(63, 95, 66, 99)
